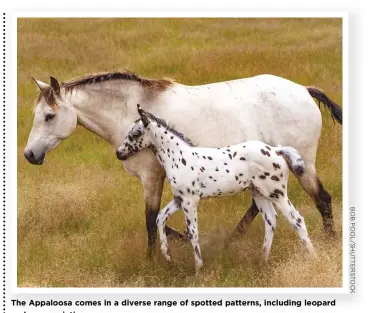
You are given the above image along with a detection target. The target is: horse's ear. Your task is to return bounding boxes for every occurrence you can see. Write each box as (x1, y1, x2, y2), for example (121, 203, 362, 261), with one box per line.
(50, 76, 61, 95)
(31, 77, 49, 91)
(137, 104, 149, 127)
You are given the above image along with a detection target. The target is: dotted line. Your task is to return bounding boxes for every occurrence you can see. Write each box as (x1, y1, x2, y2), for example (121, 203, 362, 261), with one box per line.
(2, 12, 5, 313)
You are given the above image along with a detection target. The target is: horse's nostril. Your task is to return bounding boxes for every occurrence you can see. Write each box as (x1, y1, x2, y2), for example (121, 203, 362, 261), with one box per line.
(24, 150, 35, 162)
(116, 150, 121, 159)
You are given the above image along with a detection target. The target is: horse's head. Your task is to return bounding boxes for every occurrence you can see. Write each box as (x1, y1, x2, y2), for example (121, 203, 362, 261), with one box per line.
(24, 77, 78, 165)
(116, 104, 152, 161)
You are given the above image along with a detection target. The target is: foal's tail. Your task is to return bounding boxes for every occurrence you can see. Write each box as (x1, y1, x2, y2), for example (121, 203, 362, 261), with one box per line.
(277, 147, 305, 176)
(306, 86, 342, 125)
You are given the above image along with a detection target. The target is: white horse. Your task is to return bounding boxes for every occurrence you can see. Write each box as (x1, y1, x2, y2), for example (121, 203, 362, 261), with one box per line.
(24, 72, 342, 257)
(116, 105, 317, 271)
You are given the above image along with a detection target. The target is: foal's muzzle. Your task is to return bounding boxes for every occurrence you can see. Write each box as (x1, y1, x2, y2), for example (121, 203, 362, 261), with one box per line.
(116, 149, 128, 161)
(24, 149, 45, 165)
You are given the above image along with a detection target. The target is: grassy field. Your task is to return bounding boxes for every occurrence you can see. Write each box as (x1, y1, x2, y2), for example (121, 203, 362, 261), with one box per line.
(17, 18, 342, 287)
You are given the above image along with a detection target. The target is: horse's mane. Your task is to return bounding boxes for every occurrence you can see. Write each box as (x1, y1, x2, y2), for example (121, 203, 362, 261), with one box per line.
(145, 112, 196, 147)
(63, 71, 174, 92)
(37, 86, 56, 106)
(38, 71, 174, 106)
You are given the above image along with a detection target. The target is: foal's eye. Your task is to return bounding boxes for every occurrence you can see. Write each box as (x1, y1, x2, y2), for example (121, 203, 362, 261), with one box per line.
(132, 130, 141, 138)
(45, 113, 55, 122)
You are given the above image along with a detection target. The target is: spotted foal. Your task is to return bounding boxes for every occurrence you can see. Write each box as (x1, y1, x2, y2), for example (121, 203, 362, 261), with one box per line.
(116, 105, 316, 272)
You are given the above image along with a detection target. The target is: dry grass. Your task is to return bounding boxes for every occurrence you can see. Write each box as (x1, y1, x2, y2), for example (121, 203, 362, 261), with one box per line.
(17, 18, 342, 287)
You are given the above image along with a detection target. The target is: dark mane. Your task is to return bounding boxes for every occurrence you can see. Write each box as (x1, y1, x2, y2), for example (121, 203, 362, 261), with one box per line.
(63, 71, 174, 92)
(146, 112, 196, 147)
(37, 71, 174, 106)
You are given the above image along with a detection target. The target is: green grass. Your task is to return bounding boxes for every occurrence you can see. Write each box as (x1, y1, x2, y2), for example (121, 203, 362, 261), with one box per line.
(17, 18, 342, 287)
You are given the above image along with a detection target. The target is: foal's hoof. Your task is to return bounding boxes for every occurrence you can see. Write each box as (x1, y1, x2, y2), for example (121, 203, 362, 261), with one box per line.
(195, 263, 203, 275)
(306, 249, 318, 260)
(160, 246, 172, 262)
(161, 250, 172, 262)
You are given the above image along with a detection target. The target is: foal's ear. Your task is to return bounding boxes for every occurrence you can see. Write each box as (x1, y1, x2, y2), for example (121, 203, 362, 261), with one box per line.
(137, 104, 149, 127)
(50, 77, 61, 95)
(137, 104, 144, 116)
(31, 77, 49, 91)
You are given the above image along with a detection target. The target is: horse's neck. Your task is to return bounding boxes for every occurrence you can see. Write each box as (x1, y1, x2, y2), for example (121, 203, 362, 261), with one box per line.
(149, 124, 192, 168)
(70, 84, 144, 148)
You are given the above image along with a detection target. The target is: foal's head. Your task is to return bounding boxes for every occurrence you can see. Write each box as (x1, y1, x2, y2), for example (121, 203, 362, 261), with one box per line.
(116, 104, 153, 161)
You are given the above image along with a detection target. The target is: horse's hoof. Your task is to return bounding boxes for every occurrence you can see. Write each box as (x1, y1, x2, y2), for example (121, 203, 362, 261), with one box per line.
(327, 230, 337, 238)
(322, 220, 336, 236)
(228, 226, 249, 241)
(165, 226, 188, 241)
(323, 229, 337, 242)
(146, 249, 155, 260)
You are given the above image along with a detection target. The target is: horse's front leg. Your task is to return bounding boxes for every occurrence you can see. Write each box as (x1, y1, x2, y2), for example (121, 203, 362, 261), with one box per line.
(140, 172, 186, 258)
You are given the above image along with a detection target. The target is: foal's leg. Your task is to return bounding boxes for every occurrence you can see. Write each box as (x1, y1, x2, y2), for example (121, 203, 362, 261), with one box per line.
(232, 166, 335, 236)
(156, 199, 181, 261)
(253, 194, 277, 261)
(272, 197, 316, 257)
(181, 197, 203, 272)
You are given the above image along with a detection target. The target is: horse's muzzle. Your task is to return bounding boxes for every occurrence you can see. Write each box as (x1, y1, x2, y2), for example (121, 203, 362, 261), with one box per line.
(24, 149, 45, 165)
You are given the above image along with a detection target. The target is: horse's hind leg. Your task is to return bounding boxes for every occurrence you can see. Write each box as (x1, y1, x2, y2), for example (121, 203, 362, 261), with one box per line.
(231, 198, 259, 237)
(296, 165, 334, 234)
(253, 194, 277, 261)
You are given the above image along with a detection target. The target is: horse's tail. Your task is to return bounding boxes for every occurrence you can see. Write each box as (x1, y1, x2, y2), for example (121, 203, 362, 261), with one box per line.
(306, 86, 342, 125)
(277, 147, 305, 176)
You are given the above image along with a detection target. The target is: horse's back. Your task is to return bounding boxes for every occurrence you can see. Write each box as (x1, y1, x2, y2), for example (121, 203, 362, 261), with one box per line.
(154, 74, 321, 164)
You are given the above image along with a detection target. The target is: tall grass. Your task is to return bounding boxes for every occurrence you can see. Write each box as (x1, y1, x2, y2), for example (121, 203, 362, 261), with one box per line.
(17, 18, 342, 287)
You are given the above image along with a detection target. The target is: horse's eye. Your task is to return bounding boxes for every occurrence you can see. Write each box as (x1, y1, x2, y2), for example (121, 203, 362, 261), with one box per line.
(45, 113, 55, 122)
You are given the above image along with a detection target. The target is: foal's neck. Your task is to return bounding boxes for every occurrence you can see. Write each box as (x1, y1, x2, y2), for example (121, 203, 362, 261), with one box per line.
(149, 122, 192, 167)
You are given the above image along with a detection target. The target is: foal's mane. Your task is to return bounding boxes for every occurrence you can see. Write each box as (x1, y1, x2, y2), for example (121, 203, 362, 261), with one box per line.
(38, 71, 174, 105)
(145, 112, 195, 147)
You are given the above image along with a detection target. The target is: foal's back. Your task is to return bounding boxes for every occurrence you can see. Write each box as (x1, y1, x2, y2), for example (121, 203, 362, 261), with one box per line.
(171, 140, 288, 199)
